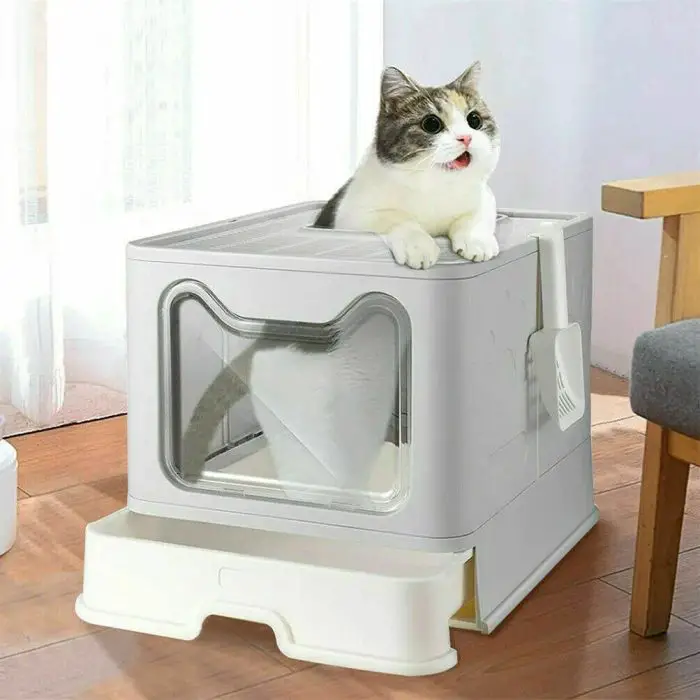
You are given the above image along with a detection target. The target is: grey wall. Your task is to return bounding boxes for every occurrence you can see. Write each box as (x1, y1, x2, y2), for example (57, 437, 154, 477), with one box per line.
(383, 0, 700, 376)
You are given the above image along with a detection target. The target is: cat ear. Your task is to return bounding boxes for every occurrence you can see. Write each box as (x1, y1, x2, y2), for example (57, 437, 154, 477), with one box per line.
(380, 66, 420, 102)
(448, 60, 482, 92)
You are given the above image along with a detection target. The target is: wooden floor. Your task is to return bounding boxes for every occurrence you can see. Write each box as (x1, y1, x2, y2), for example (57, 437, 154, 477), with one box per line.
(3, 368, 700, 699)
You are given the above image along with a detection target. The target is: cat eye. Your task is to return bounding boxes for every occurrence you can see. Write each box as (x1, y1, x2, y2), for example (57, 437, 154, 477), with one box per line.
(420, 115, 444, 134)
(467, 111, 483, 130)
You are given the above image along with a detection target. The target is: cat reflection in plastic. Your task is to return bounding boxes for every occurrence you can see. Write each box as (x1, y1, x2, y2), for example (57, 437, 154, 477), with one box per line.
(316, 60, 501, 270)
(182, 62, 500, 493)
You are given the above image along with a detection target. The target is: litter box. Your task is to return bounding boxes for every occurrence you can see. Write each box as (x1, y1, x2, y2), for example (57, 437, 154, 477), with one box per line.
(76, 203, 598, 675)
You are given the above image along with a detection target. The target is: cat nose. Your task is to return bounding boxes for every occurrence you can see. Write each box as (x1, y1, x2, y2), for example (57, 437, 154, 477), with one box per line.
(457, 134, 472, 147)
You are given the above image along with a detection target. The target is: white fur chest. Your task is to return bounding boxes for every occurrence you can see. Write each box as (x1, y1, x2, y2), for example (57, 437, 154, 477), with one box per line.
(336, 152, 487, 236)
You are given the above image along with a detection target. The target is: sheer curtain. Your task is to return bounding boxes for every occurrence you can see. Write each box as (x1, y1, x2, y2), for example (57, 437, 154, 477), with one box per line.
(0, 0, 383, 437)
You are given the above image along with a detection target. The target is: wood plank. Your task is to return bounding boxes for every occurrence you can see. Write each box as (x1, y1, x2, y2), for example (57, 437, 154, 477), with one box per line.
(656, 215, 680, 326)
(590, 367, 636, 426)
(602, 171, 700, 218)
(605, 547, 700, 629)
(630, 423, 690, 636)
(216, 666, 382, 700)
(592, 416, 646, 495)
(0, 475, 294, 699)
(669, 431, 700, 466)
(672, 211, 700, 319)
(4, 396, 700, 697)
(0, 622, 292, 700)
(535, 479, 700, 597)
(9, 416, 127, 495)
(0, 476, 127, 660)
(581, 652, 700, 698)
(220, 582, 700, 700)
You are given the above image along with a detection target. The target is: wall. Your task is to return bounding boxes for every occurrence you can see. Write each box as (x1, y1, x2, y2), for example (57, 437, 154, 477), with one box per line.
(383, 0, 700, 377)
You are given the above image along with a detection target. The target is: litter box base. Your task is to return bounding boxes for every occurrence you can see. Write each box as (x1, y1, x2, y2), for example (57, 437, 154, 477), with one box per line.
(76, 440, 599, 676)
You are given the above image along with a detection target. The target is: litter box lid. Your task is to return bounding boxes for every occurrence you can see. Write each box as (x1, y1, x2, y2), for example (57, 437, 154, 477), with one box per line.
(128, 201, 591, 280)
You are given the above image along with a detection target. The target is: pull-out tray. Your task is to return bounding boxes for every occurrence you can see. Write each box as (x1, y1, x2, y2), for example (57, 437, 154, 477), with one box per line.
(76, 509, 472, 676)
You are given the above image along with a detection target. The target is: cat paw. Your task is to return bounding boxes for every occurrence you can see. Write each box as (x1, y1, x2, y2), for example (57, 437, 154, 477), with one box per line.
(385, 228, 440, 269)
(450, 228, 499, 262)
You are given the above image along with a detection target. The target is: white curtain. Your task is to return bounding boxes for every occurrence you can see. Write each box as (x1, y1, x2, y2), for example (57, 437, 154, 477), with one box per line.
(0, 0, 383, 437)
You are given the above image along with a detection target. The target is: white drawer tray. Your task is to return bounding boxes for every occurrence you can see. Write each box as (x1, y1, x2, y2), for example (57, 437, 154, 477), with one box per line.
(75, 509, 473, 676)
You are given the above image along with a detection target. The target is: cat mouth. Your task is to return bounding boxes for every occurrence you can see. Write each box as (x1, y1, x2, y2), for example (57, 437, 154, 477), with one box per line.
(443, 150, 471, 170)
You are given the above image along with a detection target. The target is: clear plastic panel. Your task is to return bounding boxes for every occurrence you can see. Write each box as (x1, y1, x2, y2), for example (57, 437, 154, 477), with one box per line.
(159, 281, 411, 513)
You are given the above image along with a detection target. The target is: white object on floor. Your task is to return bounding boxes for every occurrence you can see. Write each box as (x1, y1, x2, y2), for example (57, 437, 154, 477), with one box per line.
(0, 439, 18, 556)
(530, 223, 586, 431)
(76, 508, 469, 676)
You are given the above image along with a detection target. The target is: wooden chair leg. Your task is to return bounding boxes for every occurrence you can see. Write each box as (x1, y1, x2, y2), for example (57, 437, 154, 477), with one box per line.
(630, 422, 691, 637)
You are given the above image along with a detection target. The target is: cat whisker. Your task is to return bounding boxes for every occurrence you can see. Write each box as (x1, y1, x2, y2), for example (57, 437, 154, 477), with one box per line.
(398, 150, 437, 172)
(398, 146, 433, 162)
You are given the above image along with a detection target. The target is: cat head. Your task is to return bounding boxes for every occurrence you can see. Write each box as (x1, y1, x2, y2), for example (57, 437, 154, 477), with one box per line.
(375, 61, 499, 178)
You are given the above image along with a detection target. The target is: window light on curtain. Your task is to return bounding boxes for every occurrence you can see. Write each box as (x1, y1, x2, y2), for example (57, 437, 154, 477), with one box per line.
(0, 0, 383, 437)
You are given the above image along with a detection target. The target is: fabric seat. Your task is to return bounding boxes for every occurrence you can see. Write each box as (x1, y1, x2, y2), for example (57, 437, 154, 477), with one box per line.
(630, 319, 700, 439)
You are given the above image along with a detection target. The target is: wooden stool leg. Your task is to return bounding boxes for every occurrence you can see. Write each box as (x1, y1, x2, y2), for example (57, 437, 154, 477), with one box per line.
(630, 422, 691, 637)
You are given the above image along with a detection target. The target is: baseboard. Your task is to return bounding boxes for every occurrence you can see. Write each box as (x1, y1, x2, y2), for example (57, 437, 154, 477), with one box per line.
(591, 346, 630, 379)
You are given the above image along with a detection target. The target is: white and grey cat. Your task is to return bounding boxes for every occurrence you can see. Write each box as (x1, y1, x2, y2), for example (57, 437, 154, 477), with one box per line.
(181, 62, 500, 493)
(315, 60, 501, 269)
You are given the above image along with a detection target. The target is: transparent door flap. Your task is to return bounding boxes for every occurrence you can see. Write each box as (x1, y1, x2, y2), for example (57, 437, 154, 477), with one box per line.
(160, 281, 411, 512)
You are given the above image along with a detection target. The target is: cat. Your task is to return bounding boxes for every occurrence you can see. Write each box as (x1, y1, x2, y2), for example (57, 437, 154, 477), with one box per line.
(314, 60, 501, 270)
(180, 62, 498, 498)
(180, 310, 403, 499)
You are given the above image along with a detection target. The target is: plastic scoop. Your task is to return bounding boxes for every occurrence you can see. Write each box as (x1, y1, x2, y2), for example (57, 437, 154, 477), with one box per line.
(529, 223, 585, 431)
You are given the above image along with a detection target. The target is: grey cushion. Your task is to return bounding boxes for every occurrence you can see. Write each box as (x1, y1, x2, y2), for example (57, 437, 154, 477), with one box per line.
(630, 319, 700, 439)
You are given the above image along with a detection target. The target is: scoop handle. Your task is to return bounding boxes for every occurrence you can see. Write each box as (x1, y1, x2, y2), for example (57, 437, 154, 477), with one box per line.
(533, 224, 569, 330)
